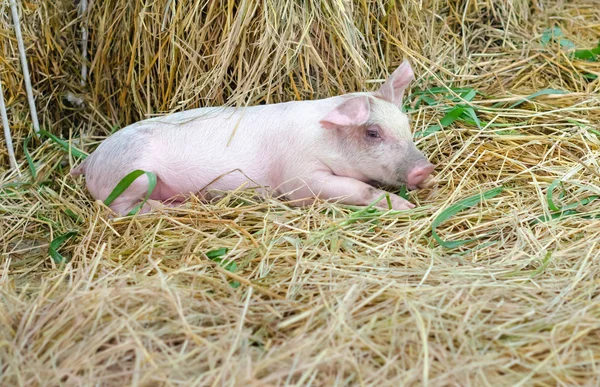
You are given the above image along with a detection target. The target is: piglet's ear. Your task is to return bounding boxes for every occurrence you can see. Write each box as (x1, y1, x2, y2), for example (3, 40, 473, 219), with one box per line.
(377, 60, 414, 108)
(320, 96, 371, 130)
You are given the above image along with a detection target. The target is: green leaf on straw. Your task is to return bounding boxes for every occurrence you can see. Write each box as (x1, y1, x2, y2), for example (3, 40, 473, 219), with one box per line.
(420, 95, 437, 106)
(574, 42, 600, 61)
(508, 89, 567, 109)
(439, 105, 467, 126)
(541, 27, 575, 48)
(541, 27, 598, 66)
(458, 89, 477, 102)
(103, 169, 157, 216)
(419, 124, 442, 137)
(206, 248, 238, 273)
(546, 179, 564, 212)
(23, 136, 37, 181)
(419, 105, 469, 137)
(462, 106, 482, 129)
(49, 231, 77, 264)
(206, 248, 228, 259)
(530, 251, 553, 277)
(559, 38, 576, 49)
(411, 87, 474, 96)
(410, 87, 475, 109)
(39, 129, 88, 159)
(398, 185, 408, 200)
(588, 128, 600, 137)
(532, 179, 600, 224)
(541, 27, 562, 45)
(432, 187, 504, 249)
(546, 179, 600, 213)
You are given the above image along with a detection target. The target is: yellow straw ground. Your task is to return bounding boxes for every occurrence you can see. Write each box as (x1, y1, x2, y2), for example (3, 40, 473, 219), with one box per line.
(1, 1, 600, 385)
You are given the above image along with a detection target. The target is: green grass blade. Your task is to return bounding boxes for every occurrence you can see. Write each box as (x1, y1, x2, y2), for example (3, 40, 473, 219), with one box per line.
(457, 89, 477, 102)
(432, 187, 504, 249)
(531, 210, 579, 224)
(420, 95, 437, 106)
(540, 26, 575, 48)
(318, 192, 406, 236)
(541, 27, 598, 62)
(562, 195, 600, 211)
(39, 129, 88, 159)
(23, 135, 37, 181)
(461, 106, 482, 129)
(206, 248, 237, 272)
(574, 42, 600, 61)
(49, 231, 77, 264)
(546, 179, 600, 213)
(127, 172, 157, 216)
(559, 38, 576, 49)
(508, 89, 567, 109)
(541, 27, 562, 45)
(413, 87, 479, 137)
(398, 185, 408, 200)
(532, 179, 600, 224)
(588, 128, 600, 137)
(103, 169, 157, 216)
(103, 170, 146, 206)
(530, 251, 553, 278)
(439, 105, 467, 126)
(1, 182, 30, 191)
(206, 248, 228, 259)
(410, 87, 474, 97)
(419, 124, 442, 137)
(418, 105, 470, 137)
(546, 179, 564, 212)
(575, 51, 597, 61)
(337, 195, 389, 227)
(412, 95, 438, 109)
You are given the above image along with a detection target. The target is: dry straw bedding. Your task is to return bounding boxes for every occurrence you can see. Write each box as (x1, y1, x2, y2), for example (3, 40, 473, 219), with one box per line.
(1, 0, 600, 385)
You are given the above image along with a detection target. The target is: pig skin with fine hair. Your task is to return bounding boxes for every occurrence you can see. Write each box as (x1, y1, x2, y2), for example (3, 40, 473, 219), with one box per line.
(72, 60, 434, 216)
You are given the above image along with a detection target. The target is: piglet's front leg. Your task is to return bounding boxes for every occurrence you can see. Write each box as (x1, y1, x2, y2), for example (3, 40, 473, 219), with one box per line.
(290, 173, 415, 210)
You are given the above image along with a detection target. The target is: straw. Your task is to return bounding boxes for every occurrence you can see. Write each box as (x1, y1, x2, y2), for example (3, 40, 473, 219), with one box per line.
(1, 1, 600, 385)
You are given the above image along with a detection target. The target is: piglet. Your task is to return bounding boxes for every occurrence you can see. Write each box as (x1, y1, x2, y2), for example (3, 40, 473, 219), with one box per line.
(71, 60, 434, 216)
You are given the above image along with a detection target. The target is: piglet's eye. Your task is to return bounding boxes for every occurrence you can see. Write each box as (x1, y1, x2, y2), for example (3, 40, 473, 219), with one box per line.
(367, 129, 380, 138)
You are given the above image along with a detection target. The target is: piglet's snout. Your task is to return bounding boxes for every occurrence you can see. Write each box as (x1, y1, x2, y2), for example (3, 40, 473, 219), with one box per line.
(406, 161, 434, 189)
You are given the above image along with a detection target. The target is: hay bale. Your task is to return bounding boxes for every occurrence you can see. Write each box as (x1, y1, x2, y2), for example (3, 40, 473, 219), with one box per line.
(1, 0, 600, 385)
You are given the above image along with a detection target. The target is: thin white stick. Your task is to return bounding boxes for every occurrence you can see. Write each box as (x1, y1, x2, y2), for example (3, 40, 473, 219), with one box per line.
(0, 77, 19, 172)
(9, 0, 40, 134)
(78, 0, 89, 85)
